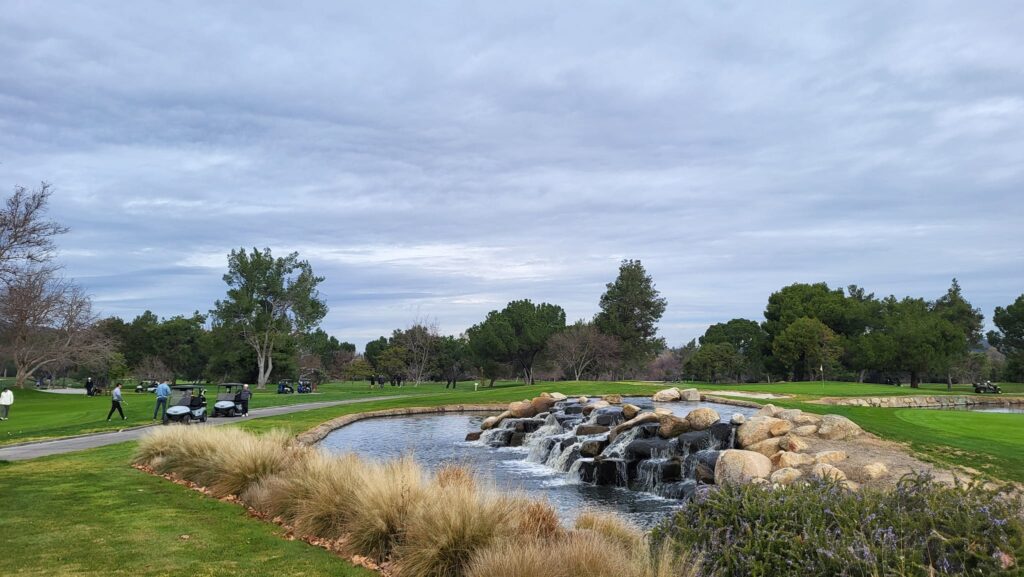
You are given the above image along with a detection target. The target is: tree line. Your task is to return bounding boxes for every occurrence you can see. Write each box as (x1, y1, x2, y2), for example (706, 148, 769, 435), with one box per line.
(3, 183, 1024, 387)
(682, 281, 1023, 387)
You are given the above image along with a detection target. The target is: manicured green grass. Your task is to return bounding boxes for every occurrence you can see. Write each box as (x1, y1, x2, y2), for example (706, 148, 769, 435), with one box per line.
(0, 443, 375, 577)
(0, 380, 455, 446)
(687, 380, 1024, 401)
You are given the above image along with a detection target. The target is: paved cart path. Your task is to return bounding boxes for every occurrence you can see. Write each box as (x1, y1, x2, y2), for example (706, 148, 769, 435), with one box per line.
(0, 396, 406, 461)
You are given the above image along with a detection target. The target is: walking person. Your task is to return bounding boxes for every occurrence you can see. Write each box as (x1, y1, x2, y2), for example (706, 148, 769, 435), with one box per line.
(153, 380, 171, 420)
(0, 387, 13, 420)
(85, 376, 94, 396)
(238, 384, 252, 417)
(106, 383, 126, 421)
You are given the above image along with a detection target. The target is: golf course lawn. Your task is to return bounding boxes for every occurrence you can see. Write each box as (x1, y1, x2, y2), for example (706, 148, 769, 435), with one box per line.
(2, 381, 1022, 576)
(687, 379, 1024, 400)
(0, 380, 456, 446)
(0, 444, 375, 577)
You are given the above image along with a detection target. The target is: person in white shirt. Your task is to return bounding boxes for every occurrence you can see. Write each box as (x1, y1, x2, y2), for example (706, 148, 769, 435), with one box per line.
(0, 387, 13, 420)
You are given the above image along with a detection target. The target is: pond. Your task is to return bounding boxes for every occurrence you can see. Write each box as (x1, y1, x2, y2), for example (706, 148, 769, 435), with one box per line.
(929, 405, 1024, 414)
(319, 398, 758, 527)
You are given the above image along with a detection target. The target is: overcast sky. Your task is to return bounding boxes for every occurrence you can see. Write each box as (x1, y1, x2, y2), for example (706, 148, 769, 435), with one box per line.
(2, 2, 1022, 349)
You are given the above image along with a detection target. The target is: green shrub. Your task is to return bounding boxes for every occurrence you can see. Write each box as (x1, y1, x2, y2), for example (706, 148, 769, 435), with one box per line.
(654, 474, 1024, 576)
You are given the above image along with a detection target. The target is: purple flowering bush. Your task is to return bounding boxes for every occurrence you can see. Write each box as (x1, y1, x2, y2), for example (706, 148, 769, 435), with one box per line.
(653, 474, 1023, 576)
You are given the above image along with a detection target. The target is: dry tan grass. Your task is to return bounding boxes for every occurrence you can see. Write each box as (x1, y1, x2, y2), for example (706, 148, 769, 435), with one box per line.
(504, 496, 564, 541)
(345, 454, 428, 561)
(395, 483, 520, 577)
(200, 429, 300, 497)
(241, 449, 359, 529)
(290, 452, 367, 539)
(434, 463, 477, 489)
(466, 531, 636, 577)
(573, 509, 644, 552)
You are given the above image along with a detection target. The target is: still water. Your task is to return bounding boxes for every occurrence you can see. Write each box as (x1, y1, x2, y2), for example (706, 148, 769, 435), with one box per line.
(319, 398, 758, 527)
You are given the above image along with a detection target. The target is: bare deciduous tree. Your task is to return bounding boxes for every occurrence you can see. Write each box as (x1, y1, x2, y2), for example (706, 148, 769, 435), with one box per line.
(393, 320, 439, 385)
(546, 321, 620, 381)
(0, 183, 68, 284)
(134, 355, 172, 383)
(0, 268, 113, 387)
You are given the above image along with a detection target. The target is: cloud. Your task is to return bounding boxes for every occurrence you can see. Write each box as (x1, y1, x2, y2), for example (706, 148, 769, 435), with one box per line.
(1, 1, 1023, 349)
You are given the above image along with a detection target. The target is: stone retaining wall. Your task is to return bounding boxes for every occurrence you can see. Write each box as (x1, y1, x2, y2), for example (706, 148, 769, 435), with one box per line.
(295, 403, 509, 445)
(819, 395, 1024, 409)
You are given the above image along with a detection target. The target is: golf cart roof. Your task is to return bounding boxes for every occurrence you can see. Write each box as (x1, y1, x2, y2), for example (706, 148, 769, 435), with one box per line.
(217, 382, 245, 389)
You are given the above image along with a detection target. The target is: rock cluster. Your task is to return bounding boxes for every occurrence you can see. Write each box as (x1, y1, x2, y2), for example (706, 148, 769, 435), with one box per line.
(731, 405, 874, 487)
(652, 387, 702, 402)
(471, 392, 738, 500)
(471, 393, 883, 498)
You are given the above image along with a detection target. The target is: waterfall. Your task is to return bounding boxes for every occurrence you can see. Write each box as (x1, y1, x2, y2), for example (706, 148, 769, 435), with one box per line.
(470, 399, 743, 502)
(602, 426, 643, 459)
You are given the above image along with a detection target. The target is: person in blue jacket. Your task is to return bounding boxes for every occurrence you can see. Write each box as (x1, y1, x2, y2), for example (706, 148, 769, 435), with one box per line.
(153, 380, 171, 420)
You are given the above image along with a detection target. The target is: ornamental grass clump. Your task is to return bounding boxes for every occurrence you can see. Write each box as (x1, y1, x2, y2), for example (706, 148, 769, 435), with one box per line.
(288, 451, 366, 539)
(202, 429, 299, 498)
(464, 530, 700, 577)
(655, 473, 1024, 576)
(395, 482, 518, 577)
(575, 509, 645, 552)
(345, 454, 428, 561)
(241, 449, 364, 537)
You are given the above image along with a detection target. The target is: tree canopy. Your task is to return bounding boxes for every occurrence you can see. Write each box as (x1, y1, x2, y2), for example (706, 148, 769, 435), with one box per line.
(594, 259, 667, 374)
(211, 247, 327, 388)
(466, 299, 565, 384)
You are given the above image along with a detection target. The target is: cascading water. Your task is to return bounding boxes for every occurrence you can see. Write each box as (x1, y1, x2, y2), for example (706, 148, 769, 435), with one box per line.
(479, 398, 744, 501)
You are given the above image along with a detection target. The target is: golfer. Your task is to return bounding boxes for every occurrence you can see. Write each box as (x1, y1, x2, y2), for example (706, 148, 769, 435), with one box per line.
(239, 384, 252, 417)
(0, 387, 13, 420)
(106, 383, 127, 421)
(153, 380, 171, 420)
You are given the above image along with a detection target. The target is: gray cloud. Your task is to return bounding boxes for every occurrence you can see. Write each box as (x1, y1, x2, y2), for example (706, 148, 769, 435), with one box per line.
(1, 1, 1022, 348)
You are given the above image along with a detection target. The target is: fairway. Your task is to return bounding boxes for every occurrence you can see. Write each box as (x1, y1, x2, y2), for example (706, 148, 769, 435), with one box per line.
(0, 381, 457, 446)
(0, 444, 375, 577)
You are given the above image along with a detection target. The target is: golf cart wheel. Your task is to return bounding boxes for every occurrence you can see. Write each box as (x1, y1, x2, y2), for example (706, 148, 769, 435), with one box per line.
(228, 408, 236, 417)
(182, 413, 191, 425)
(200, 413, 207, 423)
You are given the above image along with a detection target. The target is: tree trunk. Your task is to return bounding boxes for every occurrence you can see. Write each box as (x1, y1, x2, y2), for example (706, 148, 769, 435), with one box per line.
(910, 371, 920, 388)
(858, 369, 866, 383)
(15, 366, 30, 388)
(946, 372, 953, 392)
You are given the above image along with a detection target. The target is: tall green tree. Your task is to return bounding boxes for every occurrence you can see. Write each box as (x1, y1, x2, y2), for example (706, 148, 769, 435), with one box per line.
(156, 312, 209, 382)
(988, 294, 1024, 382)
(700, 318, 766, 382)
(685, 342, 743, 383)
(435, 335, 467, 386)
(211, 247, 326, 388)
(840, 285, 885, 382)
(364, 337, 389, 374)
(772, 317, 842, 381)
(882, 297, 964, 388)
(466, 299, 565, 385)
(932, 278, 984, 389)
(594, 259, 667, 375)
